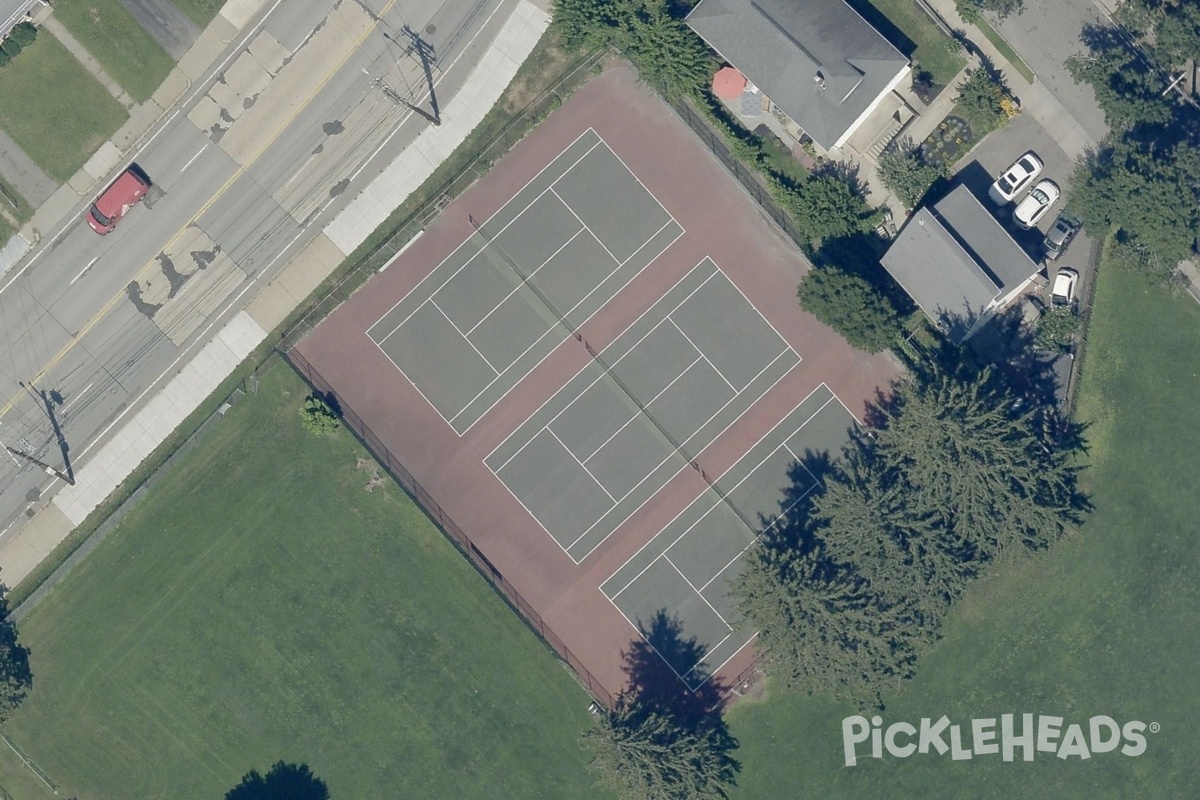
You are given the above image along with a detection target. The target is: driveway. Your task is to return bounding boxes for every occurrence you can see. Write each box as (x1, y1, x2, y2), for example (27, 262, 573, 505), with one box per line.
(997, 0, 1110, 144)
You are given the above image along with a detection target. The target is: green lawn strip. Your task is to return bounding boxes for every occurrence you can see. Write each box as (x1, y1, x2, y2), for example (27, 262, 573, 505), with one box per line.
(168, 0, 224, 28)
(758, 134, 810, 185)
(0, 35, 127, 183)
(52, 0, 175, 102)
(727, 253, 1200, 796)
(4, 359, 608, 800)
(845, 0, 966, 88)
(975, 16, 1036, 84)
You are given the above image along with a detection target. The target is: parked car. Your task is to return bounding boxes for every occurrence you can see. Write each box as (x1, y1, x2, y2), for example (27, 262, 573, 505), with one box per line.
(1043, 213, 1080, 261)
(86, 166, 152, 234)
(1050, 268, 1078, 307)
(988, 151, 1043, 205)
(1013, 179, 1060, 230)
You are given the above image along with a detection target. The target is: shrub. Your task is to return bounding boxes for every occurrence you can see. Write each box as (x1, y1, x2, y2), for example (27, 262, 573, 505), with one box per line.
(876, 139, 944, 209)
(0, 37, 23, 59)
(1034, 306, 1080, 352)
(299, 395, 340, 434)
(797, 266, 902, 353)
(7, 22, 36, 48)
(955, 67, 1008, 130)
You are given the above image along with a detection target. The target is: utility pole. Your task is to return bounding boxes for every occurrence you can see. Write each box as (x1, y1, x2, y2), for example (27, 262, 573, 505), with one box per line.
(16, 380, 74, 485)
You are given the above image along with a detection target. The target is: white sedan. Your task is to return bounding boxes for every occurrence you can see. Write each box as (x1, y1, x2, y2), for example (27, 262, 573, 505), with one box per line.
(1013, 179, 1060, 229)
(988, 151, 1043, 205)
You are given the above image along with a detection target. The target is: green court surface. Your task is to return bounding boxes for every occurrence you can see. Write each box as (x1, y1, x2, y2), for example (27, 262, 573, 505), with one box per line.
(369, 128, 683, 434)
(599, 384, 857, 687)
(485, 258, 800, 563)
(0, 360, 603, 800)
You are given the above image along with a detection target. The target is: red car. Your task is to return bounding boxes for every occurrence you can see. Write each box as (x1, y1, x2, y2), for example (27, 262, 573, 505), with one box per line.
(86, 167, 151, 234)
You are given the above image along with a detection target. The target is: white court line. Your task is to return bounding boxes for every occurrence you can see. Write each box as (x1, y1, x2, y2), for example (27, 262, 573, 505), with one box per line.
(485, 260, 722, 472)
(597, 134, 678, 231)
(548, 186, 620, 266)
(580, 354, 703, 464)
(369, 327, 463, 429)
(547, 428, 616, 503)
(447, 217, 681, 430)
(566, 347, 801, 560)
(446, 214, 681, 431)
(429, 298, 500, 375)
(366, 129, 604, 343)
(688, 631, 760, 688)
(667, 317, 737, 393)
(600, 384, 836, 595)
(710, 259, 796, 361)
(665, 552, 732, 628)
(462, 226, 586, 336)
(485, 450, 581, 556)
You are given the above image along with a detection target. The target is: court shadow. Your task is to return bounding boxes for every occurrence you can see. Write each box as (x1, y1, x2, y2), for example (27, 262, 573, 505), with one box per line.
(224, 761, 329, 800)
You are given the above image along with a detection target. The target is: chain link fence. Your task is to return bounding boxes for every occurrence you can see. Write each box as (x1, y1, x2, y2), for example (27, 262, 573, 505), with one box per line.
(285, 348, 616, 709)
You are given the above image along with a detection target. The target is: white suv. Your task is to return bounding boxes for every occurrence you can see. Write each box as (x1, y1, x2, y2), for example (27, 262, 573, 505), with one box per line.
(1050, 268, 1078, 307)
(989, 152, 1043, 205)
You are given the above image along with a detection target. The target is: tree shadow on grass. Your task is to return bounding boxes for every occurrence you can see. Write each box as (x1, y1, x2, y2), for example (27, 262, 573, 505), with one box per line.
(225, 762, 329, 800)
(0, 583, 32, 723)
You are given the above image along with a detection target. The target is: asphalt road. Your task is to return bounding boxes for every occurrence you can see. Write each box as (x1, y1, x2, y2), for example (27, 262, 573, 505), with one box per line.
(0, 0, 509, 533)
(997, 0, 1110, 144)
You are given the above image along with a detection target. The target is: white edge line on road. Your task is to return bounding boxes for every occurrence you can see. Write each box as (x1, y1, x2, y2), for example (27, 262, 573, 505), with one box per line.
(69, 257, 100, 286)
(0, 0, 290, 297)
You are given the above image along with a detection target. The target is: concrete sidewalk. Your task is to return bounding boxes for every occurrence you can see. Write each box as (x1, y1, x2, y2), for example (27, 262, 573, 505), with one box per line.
(41, 15, 136, 109)
(921, 0, 1095, 160)
(0, 0, 551, 589)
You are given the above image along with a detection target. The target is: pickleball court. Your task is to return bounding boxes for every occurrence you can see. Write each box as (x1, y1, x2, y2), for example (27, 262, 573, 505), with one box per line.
(294, 67, 902, 700)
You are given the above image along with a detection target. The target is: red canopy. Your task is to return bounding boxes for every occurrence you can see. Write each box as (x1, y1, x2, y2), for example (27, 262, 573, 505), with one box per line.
(712, 67, 747, 100)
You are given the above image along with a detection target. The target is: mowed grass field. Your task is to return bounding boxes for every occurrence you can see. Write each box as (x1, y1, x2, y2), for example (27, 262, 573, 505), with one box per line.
(1, 360, 607, 800)
(726, 250, 1200, 797)
(0, 34, 127, 182)
(53, 0, 175, 102)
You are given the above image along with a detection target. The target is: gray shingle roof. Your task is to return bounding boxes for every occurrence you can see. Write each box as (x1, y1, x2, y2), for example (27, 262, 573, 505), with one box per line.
(881, 185, 1039, 342)
(687, 0, 909, 149)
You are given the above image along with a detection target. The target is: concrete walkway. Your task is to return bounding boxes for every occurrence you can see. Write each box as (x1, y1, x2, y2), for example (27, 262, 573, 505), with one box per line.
(41, 14, 136, 110)
(0, 129, 56, 207)
(920, 0, 1095, 160)
(0, 0, 552, 589)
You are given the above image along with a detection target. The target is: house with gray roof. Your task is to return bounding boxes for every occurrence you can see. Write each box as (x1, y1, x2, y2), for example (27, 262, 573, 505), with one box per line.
(881, 184, 1043, 342)
(686, 0, 912, 153)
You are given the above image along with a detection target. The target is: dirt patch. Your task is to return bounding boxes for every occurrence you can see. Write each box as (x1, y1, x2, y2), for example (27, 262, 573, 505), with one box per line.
(502, 36, 571, 112)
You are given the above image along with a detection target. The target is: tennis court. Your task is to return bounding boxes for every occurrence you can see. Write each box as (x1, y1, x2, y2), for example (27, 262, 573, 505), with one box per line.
(601, 384, 858, 687)
(485, 257, 799, 562)
(293, 65, 903, 701)
(367, 128, 684, 434)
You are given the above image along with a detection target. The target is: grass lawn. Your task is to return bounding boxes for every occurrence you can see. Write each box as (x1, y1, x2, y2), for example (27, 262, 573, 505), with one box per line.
(52, 0, 175, 102)
(0, 35, 127, 182)
(845, 0, 967, 88)
(169, 0, 225, 27)
(726, 247, 1200, 796)
(976, 17, 1036, 84)
(1, 359, 608, 800)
